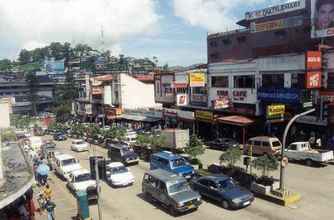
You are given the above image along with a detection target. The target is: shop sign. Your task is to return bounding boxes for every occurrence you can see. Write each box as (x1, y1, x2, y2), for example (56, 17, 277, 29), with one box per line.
(189, 72, 205, 87)
(251, 15, 303, 33)
(176, 94, 189, 106)
(267, 104, 285, 119)
(258, 88, 300, 104)
(306, 51, 322, 70)
(233, 90, 247, 101)
(306, 72, 322, 89)
(174, 74, 188, 88)
(178, 110, 195, 120)
(217, 90, 229, 97)
(245, 0, 305, 20)
(191, 94, 208, 103)
(195, 110, 214, 123)
(164, 108, 178, 117)
(213, 97, 229, 109)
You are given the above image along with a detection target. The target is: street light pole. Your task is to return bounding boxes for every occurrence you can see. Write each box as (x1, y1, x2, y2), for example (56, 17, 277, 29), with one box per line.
(92, 142, 102, 220)
(279, 108, 315, 191)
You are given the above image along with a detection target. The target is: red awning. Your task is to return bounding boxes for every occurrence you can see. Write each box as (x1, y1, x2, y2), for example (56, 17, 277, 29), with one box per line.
(217, 115, 254, 126)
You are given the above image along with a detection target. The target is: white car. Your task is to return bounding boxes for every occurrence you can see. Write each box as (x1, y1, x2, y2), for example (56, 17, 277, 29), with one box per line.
(52, 153, 82, 180)
(67, 169, 97, 195)
(106, 162, 135, 187)
(71, 139, 89, 152)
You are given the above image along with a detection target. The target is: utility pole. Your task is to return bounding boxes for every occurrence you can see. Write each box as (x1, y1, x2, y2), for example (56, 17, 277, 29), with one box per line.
(280, 108, 315, 191)
(92, 142, 102, 220)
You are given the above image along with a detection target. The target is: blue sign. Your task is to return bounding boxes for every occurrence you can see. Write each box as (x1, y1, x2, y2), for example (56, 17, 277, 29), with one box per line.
(258, 88, 300, 104)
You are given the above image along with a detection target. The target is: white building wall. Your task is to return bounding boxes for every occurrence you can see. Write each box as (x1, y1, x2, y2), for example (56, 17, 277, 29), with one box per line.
(0, 100, 10, 128)
(120, 74, 162, 110)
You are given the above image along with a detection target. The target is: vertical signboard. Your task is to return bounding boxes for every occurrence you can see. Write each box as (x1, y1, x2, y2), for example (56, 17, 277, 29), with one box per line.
(311, 0, 334, 38)
(306, 72, 322, 88)
(104, 85, 112, 105)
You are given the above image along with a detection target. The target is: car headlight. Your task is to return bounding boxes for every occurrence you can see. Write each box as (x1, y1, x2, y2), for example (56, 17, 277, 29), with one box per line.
(197, 197, 201, 201)
(176, 202, 184, 208)
(232, 198, 242, 204)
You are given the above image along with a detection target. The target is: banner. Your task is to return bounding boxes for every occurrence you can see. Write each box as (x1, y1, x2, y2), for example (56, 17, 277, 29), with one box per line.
(251, 16, 303, 33)
(245, 0, 305, 20)
(311, 0, 334, 38)
(189, 72, 205, 87)
(195, 110, 214, 123)
(306, 72, 322, 89)
(176, 94, 189, 106)
(306, 51, 322, 70)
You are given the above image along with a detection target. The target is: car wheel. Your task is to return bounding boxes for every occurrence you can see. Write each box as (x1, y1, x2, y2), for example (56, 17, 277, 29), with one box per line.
(222, 200, 230, 209)
(305, 159, 313, 167)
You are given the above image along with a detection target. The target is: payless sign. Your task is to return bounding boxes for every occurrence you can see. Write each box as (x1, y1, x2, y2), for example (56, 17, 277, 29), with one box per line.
(306, 51, 322, 70)
(306, 51, 322, 89)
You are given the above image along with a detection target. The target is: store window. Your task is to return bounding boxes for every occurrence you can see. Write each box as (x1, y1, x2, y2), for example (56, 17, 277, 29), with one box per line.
(291, 73, 305, 89)
(211, 76, 228, 88)
(262, 74, 284, 88)
(234, 75, 255, 89)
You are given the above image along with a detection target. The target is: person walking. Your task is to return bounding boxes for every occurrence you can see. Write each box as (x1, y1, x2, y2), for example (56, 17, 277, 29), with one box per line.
(44, 200, 56, 220)
(43, 184, 52, 201)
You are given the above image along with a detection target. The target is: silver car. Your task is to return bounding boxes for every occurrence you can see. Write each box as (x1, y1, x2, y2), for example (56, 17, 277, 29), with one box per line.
(142, 169, 202, 216)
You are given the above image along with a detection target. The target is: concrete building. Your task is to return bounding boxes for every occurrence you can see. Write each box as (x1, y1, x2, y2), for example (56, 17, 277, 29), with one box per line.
(0, 98, 11, 129)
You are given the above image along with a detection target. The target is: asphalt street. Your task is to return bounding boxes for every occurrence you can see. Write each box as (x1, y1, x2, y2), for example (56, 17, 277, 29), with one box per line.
(37, 137, 334, 220)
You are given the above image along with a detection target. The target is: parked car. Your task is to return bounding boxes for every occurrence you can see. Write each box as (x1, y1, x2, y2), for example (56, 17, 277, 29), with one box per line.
(106, 162, 135, 186)
(52, 153, 82, 180)
(207, 138, 239, 150)
(87, 135, 104, 145)
(71, 139, 89, 152)
(53, 132, 67, 141)
(150, 151, 195, 180)
(191, 175, 254, 209)
(67, 169, 97, 201)
(43, 141, 56, 149)
(243, 136, 282, 156)
(142, 169, 202, 216)
(107, 142, 139, 165)
(285, 142, 334, 166)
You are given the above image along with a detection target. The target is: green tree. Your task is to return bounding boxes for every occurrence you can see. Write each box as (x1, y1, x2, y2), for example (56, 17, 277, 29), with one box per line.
(252, 155, 279, 177)
(71, 123, 85, 138)
(150, 134, 166, 152)
(219, 147, 243, 168)
(0, 59, 12, 71)
(54, 104, 72, 122)
(185, 135, 205, 159)
(103, 126, 126, 141)
(1, 128, 17, 142)
(135, 133, 151, 147)
(19, 49, 32, 64)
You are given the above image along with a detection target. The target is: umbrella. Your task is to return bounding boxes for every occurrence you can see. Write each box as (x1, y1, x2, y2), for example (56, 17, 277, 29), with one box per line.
(36, 163, 50, 176)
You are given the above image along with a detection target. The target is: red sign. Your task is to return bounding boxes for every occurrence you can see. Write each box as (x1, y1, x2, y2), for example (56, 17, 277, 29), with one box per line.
(306, 51, 322, 70)
(306, 72, 322, 89)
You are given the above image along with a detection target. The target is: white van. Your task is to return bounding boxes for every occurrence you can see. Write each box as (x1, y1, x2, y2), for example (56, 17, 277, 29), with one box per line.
(53, 153, 82, 180)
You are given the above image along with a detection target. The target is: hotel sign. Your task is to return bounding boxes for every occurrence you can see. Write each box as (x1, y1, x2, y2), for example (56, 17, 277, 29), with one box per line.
(245, 0, 305, 20)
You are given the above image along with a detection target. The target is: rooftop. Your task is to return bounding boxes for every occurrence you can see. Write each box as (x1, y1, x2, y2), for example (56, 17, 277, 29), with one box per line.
(0, 142, 34, 209)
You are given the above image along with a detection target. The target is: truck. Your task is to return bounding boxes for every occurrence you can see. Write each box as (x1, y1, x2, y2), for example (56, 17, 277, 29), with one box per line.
(160, 129, 189, 150)
(285, 142, 334, 166)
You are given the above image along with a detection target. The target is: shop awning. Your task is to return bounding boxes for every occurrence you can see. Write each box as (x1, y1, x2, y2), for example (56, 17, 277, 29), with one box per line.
(217, 115, 254, 127)
(120, 114, 161, 123)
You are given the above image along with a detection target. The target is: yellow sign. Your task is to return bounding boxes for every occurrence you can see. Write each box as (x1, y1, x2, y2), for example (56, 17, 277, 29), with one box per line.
(189, 72, 205, 87)
(195, 110, 213, 122)
(267, 105, 285, 118)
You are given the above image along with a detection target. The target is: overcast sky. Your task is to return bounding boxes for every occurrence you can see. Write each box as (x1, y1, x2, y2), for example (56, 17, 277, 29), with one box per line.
(0, 0, 290, 66)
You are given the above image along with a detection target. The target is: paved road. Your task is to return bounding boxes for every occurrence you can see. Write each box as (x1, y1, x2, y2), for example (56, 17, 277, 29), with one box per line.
(39, 137, 334, 220)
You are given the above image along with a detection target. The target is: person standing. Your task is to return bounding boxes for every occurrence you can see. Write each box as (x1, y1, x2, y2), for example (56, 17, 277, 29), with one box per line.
(44, 200, 56, 220)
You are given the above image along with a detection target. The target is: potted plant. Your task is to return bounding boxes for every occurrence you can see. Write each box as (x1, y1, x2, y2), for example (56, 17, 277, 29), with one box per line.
(184, 135, 205, 170)
(251, 155, 279, 195)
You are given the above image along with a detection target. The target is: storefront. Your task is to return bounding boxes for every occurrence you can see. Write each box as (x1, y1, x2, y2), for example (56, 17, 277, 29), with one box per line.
(195, 110, 215, 140)
(163, 108, 178, 128)
(177, 110, 195, 135)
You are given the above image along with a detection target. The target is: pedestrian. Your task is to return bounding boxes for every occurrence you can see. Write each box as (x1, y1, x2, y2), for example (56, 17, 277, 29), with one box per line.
(43, 184, 53, 201)
(44, 200, 56, 220)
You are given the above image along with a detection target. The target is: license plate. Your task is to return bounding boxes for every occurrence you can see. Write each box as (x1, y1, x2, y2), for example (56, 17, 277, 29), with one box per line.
(243, 201, 250, 206)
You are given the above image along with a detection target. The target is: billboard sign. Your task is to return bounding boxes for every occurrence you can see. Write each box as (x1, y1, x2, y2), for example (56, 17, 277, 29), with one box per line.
(176, 94, 189, 106)
(306, 72, 322, 88)
(174, 73, 188, 88)
(311, 0, 334, 38)
(267, 104, 285, 119)
(245, 0, 305, 20)
(189, 72, 205, 87)
(104, 85, 112, 105)
(258, 88, 300, 104)
(251, 16, 303, 33)
(306, 51, 322, 69)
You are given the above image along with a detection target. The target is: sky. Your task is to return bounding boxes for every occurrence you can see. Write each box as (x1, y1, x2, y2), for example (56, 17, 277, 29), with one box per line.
(0, 0, 291, 66)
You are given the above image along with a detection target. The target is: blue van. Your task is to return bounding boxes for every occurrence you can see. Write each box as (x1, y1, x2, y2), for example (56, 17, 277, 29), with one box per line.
(150, 151, 195, 179)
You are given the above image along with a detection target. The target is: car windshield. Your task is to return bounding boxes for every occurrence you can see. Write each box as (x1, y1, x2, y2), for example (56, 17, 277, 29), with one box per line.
(218, 178, 237, 190)
(75, 141, 85, 145)
(108, 166, 128, 174)
(62, 158, 76, 166)
(76, 173, 91, 182)
(168, 181, 190, 194)
(272, 141, 281, 147)
(171, 158, 187, 168)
